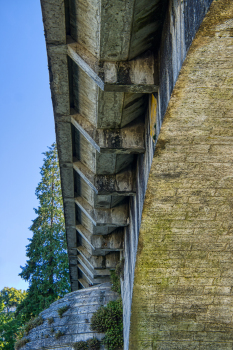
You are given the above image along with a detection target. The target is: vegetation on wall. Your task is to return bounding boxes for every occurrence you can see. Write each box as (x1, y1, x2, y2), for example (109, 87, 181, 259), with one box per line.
(110, 258, 124, 294)
(14, 338, 29, 350)
(90, 298, 123, 350)
(73, 338, 100, 350)
(24, 316, 44, 335)
(57, 305, 69, 318)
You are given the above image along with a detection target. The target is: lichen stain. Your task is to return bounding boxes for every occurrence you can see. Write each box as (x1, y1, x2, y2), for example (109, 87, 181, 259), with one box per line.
(129, 0, 233, 348)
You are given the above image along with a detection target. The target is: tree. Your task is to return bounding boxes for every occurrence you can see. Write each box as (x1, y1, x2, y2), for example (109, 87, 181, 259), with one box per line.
(0, 288, 26, 313)
(17, 143, 70, 321)
(0, 288, 26, 350)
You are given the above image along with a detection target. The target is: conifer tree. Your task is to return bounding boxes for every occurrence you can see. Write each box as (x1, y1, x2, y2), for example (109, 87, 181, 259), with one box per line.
(17, 143, 70, 321)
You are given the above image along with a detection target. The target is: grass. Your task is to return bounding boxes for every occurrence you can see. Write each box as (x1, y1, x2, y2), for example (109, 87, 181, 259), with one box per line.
(24, 316, 44, 335)
(47, 317, 54, 324)
(55, 330, 65, 339)
(57, 305, 69, 318)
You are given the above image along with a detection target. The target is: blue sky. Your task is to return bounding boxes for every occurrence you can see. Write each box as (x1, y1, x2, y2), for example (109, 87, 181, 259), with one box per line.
(0, 1, 55, 290)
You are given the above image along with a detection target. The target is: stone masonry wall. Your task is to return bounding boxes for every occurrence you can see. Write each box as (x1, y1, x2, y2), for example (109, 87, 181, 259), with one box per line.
(19, 283, 118, 350)
(129, 0, 233, 349)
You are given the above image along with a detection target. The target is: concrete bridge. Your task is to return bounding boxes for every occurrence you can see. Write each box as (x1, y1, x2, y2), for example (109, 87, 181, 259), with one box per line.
(36, 0, 233, 348)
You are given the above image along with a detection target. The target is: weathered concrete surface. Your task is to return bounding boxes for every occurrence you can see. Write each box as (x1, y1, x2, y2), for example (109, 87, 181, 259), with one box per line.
(123, 0, 214, 348)
(129, 0, 233, 348)
(19, 283, 118, 350)
(68, 41, 158, 92)
(69, 0, 166, 61)
(41, 0, 163, 289)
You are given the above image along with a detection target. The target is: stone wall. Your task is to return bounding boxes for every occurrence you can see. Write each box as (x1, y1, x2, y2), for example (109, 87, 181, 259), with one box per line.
(19, 283, 118, 350)
(123, 0, 213, 348)
(129, 0, 233, 348)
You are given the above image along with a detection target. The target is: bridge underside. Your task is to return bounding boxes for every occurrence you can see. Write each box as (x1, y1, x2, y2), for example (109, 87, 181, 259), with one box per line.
(130, 1, 233, 349)
(41, 0, 166, 291)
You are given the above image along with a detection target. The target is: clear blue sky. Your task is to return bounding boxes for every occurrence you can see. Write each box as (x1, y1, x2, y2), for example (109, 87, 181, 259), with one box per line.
(0, 1, 55, 291)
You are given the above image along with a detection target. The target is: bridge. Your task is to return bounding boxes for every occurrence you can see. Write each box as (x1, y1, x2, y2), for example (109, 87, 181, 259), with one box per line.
(25, 0, 233, 348)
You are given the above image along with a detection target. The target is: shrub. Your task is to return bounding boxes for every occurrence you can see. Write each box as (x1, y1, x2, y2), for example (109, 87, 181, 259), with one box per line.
(47, 317, 54, 324)
(15, 338, 29, 350)
(57, 305, 69, 318)
(91, 299, 123, 350)
(55, 330, 64, 339)
(24, 316, 44, 335)
(73, 338, 100, 350)
(73, 341, 88, 350)
(87, 338, 100, 350)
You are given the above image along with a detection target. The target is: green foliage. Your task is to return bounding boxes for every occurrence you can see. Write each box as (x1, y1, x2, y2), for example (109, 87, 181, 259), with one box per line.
(24, 316, 44, 335)
(91, 299, 123, 350)
(86, 338, 100, 350)
(110, 271, 121, 294)
(57, 305, 69, 318)
(73, 341, 88, 350)
(73, 338, 100, 350)
(47, 317, 54, 324)
(17, 143, 70, 322)
(14, 338, 29, 350)
(0, 288, 26, 350)
(54, 330, 64, 339)
(110, 258, 124, 294)
(0, 288, 26, 313)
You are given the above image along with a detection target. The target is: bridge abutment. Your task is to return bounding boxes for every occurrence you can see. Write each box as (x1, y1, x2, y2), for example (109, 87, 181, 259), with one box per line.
(129, 1, 233, 348)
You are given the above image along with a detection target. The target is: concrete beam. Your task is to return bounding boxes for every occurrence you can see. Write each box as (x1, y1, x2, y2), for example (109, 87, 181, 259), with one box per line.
(71, 113, 145, 154)
(47, 46, 70, 116)
(40, 0, 66, 45)
(78, 257, 111, 279)
(75, 197, 129, 226)
(77, 224, 124, 253)
(73, 160, 136, 195)
(77, 245, 120, 270)
(67, 40, 158, 93)
(78, 264, 110, 285)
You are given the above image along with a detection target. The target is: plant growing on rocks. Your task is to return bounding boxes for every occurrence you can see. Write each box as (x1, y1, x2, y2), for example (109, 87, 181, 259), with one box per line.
(15, 338, 29, 350)
(55, 330, 64, 339)
(58, 305, 69, 318)
(73, 338, 100, 350)
(24, 316, 44, 335)
(73, 341, 88, 350)
(91, 299, 123, 350)
(47, 316, 54, 324)
(110, 258, 125, 294)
